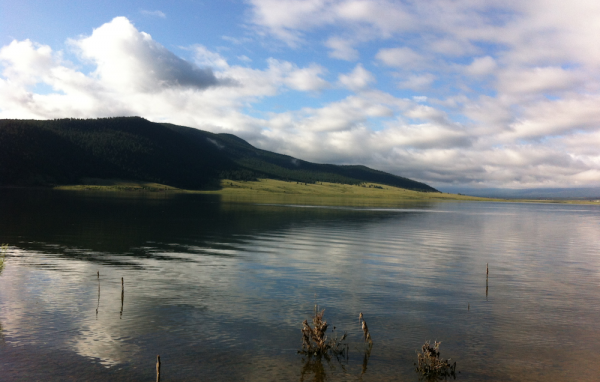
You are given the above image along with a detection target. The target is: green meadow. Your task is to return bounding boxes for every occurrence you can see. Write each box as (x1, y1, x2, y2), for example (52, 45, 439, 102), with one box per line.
(55, 178, 600, 206)
(209, 178, 495, 206)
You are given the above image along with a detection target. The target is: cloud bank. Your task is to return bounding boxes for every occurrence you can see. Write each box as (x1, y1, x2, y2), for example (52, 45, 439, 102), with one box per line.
(1, 4, 600, 189)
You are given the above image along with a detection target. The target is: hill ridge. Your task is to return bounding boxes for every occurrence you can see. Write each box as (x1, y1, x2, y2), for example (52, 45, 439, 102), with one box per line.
(0, 117, 438, 193)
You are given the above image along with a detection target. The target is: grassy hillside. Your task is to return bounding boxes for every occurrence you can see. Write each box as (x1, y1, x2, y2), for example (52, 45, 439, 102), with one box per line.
(0, 117, 437, 192)
(54, 178, 486, 208)
(55, 178, 600, 206)
(211, 178, 490, 204)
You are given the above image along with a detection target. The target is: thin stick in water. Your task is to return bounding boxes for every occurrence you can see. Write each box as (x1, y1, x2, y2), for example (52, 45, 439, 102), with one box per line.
(120, 278, 124, 319)
(156, 355, 161, 382)
(486, 278, 488, 300)
(360, 314, 373, 345)
(486, 264, 489, 300)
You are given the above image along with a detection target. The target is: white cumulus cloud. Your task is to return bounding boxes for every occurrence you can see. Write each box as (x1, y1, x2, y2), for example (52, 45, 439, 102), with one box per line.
(325, 36, 359, 61)
(70, 17, 220, 92)
(376, 47, 425, 69)
(338, 64, 375, 91)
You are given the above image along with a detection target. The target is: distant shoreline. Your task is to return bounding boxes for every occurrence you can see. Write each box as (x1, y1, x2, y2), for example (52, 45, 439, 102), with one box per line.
(25, 178, 598, 206)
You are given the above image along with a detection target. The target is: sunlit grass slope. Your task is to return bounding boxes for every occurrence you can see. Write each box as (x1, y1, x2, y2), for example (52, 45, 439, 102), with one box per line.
(215, 179, 479, 199)
(214, 180, 600, 205)
(55, 178, 180, 192)
(54, 178, 600, 206)
(210, 179, 496, 206)
(54, 178, 493, 206)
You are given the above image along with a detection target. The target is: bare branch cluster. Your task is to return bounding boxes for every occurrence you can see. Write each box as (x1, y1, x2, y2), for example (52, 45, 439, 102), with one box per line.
(300, 305, 348, 357)
(415, 341, 457, 380)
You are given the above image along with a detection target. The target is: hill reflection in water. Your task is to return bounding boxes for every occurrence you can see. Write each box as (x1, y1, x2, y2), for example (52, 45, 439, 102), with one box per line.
(0, 189, 599, 381)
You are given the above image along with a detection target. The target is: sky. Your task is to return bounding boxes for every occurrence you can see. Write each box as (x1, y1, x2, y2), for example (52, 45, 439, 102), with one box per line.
(1, 0, 600, 190)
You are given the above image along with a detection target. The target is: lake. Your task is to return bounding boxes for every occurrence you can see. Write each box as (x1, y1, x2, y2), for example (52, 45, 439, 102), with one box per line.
(0, 189, 599, 381)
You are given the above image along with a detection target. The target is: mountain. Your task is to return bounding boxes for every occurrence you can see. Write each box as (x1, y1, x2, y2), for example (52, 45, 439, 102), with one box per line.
(0, 117, 438, 192)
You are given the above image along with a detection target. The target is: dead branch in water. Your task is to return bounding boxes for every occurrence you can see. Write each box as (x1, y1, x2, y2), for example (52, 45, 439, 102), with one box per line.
(359, 312, 373, 345)
(415, 341, 456, 380)
(300, 305, 347, 357)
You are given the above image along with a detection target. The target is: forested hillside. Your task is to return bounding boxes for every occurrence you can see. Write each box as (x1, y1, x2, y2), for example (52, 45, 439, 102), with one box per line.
(0, 117, 438, 192)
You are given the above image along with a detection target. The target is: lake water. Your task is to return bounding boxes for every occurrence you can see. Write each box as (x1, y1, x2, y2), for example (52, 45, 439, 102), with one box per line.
(0, 189, 599, 381)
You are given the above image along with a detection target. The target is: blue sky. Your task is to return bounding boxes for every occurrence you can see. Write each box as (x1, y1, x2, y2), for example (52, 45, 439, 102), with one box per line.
(1, 0, 600, 189)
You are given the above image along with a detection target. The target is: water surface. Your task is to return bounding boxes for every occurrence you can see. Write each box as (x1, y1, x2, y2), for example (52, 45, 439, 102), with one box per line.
(0, 189, 599, 381)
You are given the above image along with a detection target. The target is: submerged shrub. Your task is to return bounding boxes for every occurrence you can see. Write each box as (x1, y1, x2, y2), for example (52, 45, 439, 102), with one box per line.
(415, 341, 457, 380)
(300, 305, 347, 356)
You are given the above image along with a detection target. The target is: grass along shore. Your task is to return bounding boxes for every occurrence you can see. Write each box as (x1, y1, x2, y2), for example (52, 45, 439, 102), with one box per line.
(52, 178, 600, 206)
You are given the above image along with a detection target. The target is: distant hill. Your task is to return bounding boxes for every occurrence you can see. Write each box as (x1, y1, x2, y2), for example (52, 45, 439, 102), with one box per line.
(0, 117, 438, 192)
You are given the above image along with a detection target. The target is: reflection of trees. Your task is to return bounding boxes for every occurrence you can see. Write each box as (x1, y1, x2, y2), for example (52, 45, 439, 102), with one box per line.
(0, 243, 7, 275)
(0, 244, 7, 351)
(300, 347, 375, 382)
(360, 345, 372, 379)
(0, 189, 433, 266)
(300, 352, 348, 382)
(300, 354, 328, 382)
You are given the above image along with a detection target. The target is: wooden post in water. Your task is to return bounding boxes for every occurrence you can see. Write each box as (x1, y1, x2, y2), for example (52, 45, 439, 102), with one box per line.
(486, 279, 488, 300)
(97, 270, 99, 279)
(486, 263, 489, 300)
(120, 277, 124, 319)
(156, 355, 161, 382)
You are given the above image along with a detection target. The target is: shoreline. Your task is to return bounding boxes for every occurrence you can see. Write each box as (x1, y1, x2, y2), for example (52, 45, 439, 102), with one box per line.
(32, 178, 600, 206)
